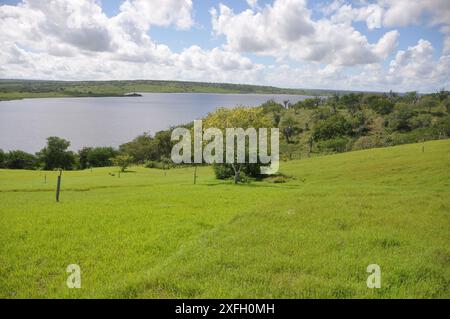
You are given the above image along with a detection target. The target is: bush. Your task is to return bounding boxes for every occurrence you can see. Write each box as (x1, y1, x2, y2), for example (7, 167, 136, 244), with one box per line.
(212, 163, 264, 180)
(353, 136, 386, 150)
(387, 104, 416, 132)
(87, 147, 117, 167)
(5, 150, 38, 170)
(313, 115, 352, 140)
(433, 115, 450, 137)
(317, 137, 350, 153)
(409, 114, 433, 129)
(212, 164, 235, 179)
(0, 149, 6, 168)
(368, 97, 395, 115)
(390, 128, 440, 146)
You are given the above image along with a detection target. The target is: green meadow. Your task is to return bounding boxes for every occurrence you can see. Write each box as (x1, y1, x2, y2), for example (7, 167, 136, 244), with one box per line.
(0, 139, 449, 298)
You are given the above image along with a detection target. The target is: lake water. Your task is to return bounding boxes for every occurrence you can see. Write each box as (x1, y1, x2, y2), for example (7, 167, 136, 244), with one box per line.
(0, 93, 311, 153)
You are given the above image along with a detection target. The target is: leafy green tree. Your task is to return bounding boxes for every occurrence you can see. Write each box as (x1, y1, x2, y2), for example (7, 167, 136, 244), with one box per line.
(420, 95, 438, 113)
(112, 154, 133, 172)
(78, 147, 92, 169)
(5, 150, 37, 169)
(120, 133, 156, 163)
(444, 97, 450, 114)
(340, 93, 362, 114)
(202, 106, 272, 183)
(317, 137, 350, 153)
(388, 104, 416, 132)
(153, 131, 173, 161)
(87, 147, 117, 167)
(405, 91, 419, 104)
(279, 112, 299, 143)
(438, 88, 449, 102)
(368, 97, 394, 115)
(0, 149, 6, 168)
(313, 115, 352, 140)
(37, 137, 76, 170)
(261, 99, 284, 126)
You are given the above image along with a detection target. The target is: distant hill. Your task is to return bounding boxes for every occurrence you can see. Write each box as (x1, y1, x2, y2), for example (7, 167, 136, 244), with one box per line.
(0, 79, 366, 101)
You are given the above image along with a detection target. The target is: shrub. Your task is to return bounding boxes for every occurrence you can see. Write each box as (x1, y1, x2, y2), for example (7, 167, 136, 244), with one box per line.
(0, 149, 6, 168)
(313, 115, 352, 140)
(87, 147, 117, 167)
(145, 160, 162, 169)
(353, 136, 386, 150)
(317, 137, 350, 153)
(212, 164, 235, 180)
(111, 154, 133, 172)
(5, 150, 38, 170)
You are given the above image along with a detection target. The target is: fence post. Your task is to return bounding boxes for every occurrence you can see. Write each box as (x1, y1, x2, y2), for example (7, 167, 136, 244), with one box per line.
(194, 165, 197, 185)
(56, 170, 62, 202)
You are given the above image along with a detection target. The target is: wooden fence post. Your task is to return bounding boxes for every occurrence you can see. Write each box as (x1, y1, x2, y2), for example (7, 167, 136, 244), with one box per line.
(56, 170, 62, 202)
(194, 165, 197, 185)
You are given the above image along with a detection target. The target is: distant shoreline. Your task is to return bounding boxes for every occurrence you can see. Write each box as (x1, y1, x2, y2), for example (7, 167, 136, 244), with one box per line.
(0, 91, 317, 102)
(0, 79, 365, 101)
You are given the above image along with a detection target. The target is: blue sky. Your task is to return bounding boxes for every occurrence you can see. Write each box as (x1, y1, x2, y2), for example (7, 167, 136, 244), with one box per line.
(0, 0, 449, 92)
(94, 0, 445, 56)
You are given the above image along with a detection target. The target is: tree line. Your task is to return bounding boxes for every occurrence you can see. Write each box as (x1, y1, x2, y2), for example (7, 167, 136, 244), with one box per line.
(1, 90, 449, 182)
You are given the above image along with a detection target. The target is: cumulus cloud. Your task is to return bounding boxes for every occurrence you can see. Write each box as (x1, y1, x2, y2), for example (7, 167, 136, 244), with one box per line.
(0, 0, 260, 82)
(381, 0, 450, 28)
(326, 0, 450, 29)
(0, 0, 448, 92)
(265, 39, 449, 93)
(211, 0, 399, 66)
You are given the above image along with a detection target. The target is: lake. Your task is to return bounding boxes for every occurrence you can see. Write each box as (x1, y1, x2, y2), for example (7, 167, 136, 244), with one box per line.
(0, 93, 311, 153)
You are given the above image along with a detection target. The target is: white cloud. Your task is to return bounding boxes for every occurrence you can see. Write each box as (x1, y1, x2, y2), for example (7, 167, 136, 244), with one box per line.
(211, 0, 399, 66)
(261, 39, 449, 93)
(0, 0, 448, 92)
(246, 0, 259, 10)
(0, 0, 260, 82)
(328, 2, 384, 30)
(381, 0, 450, 28)
(326, 0, 450, 29)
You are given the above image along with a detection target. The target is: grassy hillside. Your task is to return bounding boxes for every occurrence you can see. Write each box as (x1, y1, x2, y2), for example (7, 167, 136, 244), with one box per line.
(0, 79, 331, 101)
(0, 140, 449, 298)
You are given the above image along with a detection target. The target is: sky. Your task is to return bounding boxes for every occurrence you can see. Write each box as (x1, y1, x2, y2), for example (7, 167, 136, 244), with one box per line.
(0, 0, 449, 93)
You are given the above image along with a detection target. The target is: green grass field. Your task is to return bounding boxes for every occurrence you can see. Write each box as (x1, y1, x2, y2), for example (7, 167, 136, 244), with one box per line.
(1, 140, 449, 298)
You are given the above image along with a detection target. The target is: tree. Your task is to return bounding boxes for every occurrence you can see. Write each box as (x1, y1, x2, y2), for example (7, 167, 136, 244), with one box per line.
(405, 91, 419, 104)
(119, 132, 155, 163)
(367, 97, 394, 115)
(420, 95, 438, 113)
(5, 150, 37, 169)
(340, 93, 362, 114)
(261, 99, 284, 126)
(0, 149, 6, 168)
(153, 130, 174, 161)
(388, 103, 415, 131)
(202, 106, 272, 183)
(37, 137, 76, 170)
(279, 112, 299, 143)
(87, 147, 117, 167)
(313, 114, 352, 140)
(78, 147, 92, 169)
(119, 131, 173, 164)
(444, 97, 450, 114)
(111, 154, 133, 172)
(438, 88, 449, 102)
